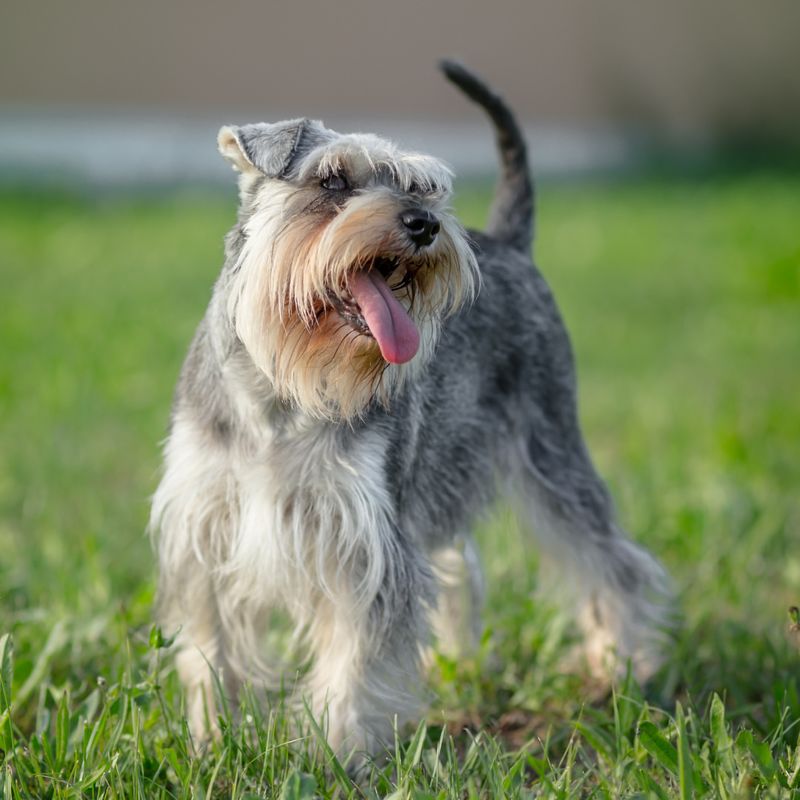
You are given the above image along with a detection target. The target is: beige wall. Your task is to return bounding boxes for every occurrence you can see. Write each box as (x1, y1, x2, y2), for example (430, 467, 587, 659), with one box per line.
(2, 0, 799, 141)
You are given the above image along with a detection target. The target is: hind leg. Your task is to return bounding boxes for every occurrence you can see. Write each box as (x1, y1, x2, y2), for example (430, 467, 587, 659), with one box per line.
(512, 431, 674, 682)
(429, 534, 485, 659)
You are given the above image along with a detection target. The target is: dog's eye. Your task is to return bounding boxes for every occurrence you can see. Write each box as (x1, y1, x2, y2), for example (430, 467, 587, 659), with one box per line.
(321, 173, 349, 192)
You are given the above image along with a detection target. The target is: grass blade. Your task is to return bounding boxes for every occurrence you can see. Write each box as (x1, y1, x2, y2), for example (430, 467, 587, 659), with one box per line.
(638, 721, 678, 777)
(0, 635, 12, 716)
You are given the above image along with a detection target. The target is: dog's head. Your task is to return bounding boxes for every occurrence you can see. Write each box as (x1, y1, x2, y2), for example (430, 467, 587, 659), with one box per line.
(218, 118, 478, 419)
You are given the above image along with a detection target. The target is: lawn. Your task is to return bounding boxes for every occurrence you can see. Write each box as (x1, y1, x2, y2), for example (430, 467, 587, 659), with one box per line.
(1, 171, 799, 797)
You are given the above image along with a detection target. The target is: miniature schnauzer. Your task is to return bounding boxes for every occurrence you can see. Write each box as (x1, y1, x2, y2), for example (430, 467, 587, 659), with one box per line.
(151, 61, 672, 761)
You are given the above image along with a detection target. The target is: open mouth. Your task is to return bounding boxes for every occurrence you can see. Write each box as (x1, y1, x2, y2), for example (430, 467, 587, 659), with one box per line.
(328, 256, 421, 364)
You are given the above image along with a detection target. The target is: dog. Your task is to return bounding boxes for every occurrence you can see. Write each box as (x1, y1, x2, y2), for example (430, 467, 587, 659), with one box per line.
(151, 60, 673, 763)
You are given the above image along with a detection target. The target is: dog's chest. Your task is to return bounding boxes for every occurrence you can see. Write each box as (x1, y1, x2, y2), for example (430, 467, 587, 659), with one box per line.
(228, 421, 394, 606)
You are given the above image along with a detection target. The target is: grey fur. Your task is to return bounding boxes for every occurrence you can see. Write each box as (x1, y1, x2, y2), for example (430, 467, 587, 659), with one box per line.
(152, 62, 673, 765)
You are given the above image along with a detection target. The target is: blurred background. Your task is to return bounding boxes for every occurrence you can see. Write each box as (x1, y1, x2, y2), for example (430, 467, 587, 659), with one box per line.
(2, 0, 800, 186)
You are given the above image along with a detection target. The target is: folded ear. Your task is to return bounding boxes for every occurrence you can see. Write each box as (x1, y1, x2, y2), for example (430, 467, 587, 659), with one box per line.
(217, 119, 332, 178)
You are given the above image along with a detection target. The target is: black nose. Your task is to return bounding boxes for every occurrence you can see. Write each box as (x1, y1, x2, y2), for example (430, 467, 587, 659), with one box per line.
(400, 209, 440, 247)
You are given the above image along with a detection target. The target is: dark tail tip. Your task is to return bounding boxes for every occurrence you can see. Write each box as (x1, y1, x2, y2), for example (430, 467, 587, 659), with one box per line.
(439, 59, 486, 99)
(439, 59, 534, 253)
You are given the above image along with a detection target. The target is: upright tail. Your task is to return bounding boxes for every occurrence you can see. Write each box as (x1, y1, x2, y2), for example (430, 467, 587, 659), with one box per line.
(439, 59, 534, 253)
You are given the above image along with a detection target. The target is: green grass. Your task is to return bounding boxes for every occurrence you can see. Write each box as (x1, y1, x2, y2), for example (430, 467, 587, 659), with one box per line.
(1, 172, 799, 797)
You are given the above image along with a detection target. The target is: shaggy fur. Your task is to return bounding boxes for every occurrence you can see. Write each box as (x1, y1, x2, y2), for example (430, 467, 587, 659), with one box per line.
(151, 60, 673, 764)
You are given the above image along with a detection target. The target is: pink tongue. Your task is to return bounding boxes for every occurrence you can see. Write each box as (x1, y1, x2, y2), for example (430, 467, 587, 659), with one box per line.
(348, 271, 420, 364)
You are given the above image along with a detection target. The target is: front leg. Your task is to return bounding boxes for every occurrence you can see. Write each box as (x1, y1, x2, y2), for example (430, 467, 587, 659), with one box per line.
(304, 530, 434, 763)
(165, 568, 240, 743)
(151, 417, 243, 744)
